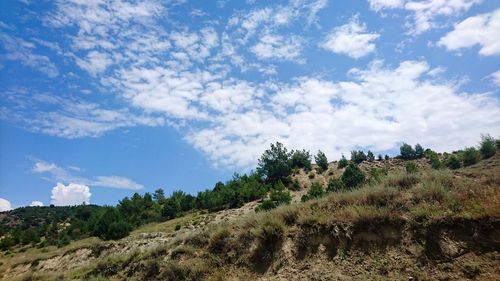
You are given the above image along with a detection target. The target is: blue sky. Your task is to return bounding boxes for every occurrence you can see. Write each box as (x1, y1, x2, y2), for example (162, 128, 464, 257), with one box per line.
(1, 0, 499, 210)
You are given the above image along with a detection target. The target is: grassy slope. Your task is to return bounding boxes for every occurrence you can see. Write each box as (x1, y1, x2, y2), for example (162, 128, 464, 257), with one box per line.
(1, 154, 499, 280)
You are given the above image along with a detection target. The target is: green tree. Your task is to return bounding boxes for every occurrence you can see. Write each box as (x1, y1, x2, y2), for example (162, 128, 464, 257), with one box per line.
(400, 143, 416, 160)
(257, 142, 293, 185)
(377, 154, 383, 161)
(367, 151, 375, 162)
(341, 163, 365, 188)
(315, 150, 328, 172)
(269, 181, 292, 206)
(429, 153, 444, 169)
(338, 154, 349, 169)
(291, 149, 312, 171)
(153, 188, 165, 202)
(351, 150, 367, 164)
(463, 147, 481, 166)
(480, 134, 496, 159)
(415, 144, 424, 158)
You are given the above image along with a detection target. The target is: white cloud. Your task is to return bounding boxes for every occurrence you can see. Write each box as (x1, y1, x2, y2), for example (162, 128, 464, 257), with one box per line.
(94, 176, 143, 190)
(51, 183, 91, 206)
(251, 33, 304, 61)
(75, 51, 113, 75)
(0, 198, 13, 212)
(490, 70, 500, 86)
(368, 0, 404, 11)
(0, 33, 59, 77)
(32, 160, 144, 190)
(368, 0, 482, 35)
(321, 16, 380, 59)
(438, 8, 500, 56)
(30, 201, 44, 207)
(187, 60, 500, 169)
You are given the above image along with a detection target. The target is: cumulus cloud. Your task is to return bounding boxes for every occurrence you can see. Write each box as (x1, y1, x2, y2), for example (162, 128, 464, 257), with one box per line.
(51, 183, 91, 206)
(187, 60, 500, 169)
(251, 33, 304, 62)
(438, 8, 500, 56)
(30, 201, 44, 207)
(33, 160, 144, 190)
(321, 16, 380, 59)
(0, 198, 13, 212)
(368, 0, 482, 35)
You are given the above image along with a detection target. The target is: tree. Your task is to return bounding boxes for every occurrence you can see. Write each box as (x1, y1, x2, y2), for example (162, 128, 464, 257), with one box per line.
(338, 155, 349, 169)
(463, 147, 480, 167)
(480, 134, 496, 159)
(106, 221, 131, 240)
(341, 163, 365, 188)
(351, 150, 367, 164)
(400, 143, 416, 160)
(315, 150, 328, 172)
(384, 154, 390, 160)
(291, 149, 312, 171)
(153, 188, 165, 202)
(377, 154, 383, 161)
(415, 144, 424, 158)
(429, 153, 444, 169)
(257, 142, 293, 185)
(367, 151, 375, 162)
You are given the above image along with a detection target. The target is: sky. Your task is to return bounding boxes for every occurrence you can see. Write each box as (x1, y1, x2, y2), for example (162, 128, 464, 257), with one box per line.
(0, 0, 499, 211)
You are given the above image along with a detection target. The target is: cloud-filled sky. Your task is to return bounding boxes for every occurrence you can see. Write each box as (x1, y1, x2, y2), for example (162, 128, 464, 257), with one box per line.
(0, 0, 499, 209)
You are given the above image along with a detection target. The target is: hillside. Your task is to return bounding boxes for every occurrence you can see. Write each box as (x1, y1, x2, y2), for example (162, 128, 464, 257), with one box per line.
(0, 149, 499, 280)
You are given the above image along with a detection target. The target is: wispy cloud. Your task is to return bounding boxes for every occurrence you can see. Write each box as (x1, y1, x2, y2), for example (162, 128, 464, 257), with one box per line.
(32, 160, 144, 190)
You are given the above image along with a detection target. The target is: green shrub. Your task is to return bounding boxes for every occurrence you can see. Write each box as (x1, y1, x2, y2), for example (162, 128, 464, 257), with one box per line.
(429, 153, 444, 169)
(308, 171, 315, 179)
(289, 179, 301, 191)
(463, 147, 481, 166)
(255, 200, 277, 212)
(405, 162, 418, 174)
(341, 163, 365, 189)
(338, 155, 349, 169)
(175, 224, 181, 231)
(269, 187, 292, 206)
(377, 154, 383, 161)
(314, 150, 328, 172)
(369, 167, 388, 182)
(301, 182, 324, 202)
(57, 234, 70, 248)
(445, 155, 461, 170)
(479, 134, 496, 159)
(327, 177, 344, 192)
(384, 154, 390, 160)
(415, 144, 424, 158)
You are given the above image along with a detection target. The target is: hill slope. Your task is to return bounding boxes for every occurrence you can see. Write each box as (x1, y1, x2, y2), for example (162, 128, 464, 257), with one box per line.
(1, 154, 499, 280)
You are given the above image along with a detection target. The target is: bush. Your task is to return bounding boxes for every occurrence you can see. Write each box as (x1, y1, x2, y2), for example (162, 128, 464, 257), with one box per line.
(377, 154, 383, 161)
(479, 134, 496, 159)
(327, 177, 344, 192)
(291, 149, 312, 171)
(289, 179, 301, 191)
(270, 188, 292, 206)
(341, 163, 365, 189)
(405, 162, 418, 174)
(255, 200, 277, 212)
(369, 167, 388, 183)
(446, 155, 461, 170)
(338, 155, 349, 169)
(175, 224, 181, 231)
(308, 172, 315, 179)
(463, 147, 481, 166)
(57, 234, 70, 248)
(314, 150, 328, 172)
(106, 221, 132, 240)
(301, 182, 324, 202)
(428, 152, 444, 169)
(384, 154, 390, 160)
